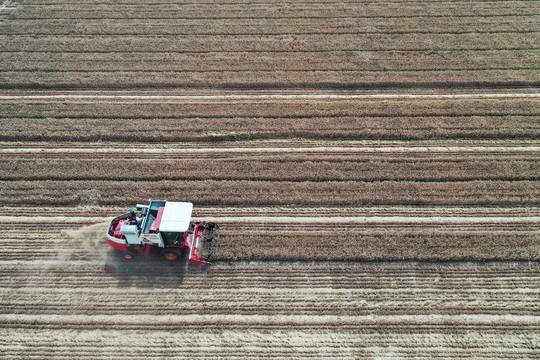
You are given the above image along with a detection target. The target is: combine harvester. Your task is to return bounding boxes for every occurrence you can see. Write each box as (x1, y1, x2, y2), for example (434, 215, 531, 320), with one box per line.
(106, 200, 219, 264)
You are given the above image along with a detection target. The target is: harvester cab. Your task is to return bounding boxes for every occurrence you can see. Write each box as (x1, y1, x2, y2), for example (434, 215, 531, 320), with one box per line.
(106, 200, 219, 264)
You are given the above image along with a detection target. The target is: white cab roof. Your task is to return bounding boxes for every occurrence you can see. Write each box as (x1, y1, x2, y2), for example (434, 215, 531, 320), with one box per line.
(159, 202, 193, 232)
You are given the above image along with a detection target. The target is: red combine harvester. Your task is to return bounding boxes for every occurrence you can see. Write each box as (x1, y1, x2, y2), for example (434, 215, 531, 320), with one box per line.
(106, 200, 219, 264)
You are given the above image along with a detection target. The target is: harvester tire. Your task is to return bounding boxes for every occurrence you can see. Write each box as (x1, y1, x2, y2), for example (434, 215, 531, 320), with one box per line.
(161, 248, 183, 261)
(122, 250, 136, 260)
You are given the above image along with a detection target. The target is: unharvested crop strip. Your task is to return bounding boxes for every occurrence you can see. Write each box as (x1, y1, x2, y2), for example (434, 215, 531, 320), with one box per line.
(2, 34, 535, 53)
(1, 180, 539, 206)
(1, 70, 538, 89)
(2, 157, 537, 182)
(2, 98, 537, 117)
(15, 0, 539, 17)
(2, 50, 536, 72)
(2, 116, 538, 142)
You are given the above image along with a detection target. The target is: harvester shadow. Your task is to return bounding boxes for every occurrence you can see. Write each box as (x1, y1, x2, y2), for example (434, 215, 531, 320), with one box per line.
(103, 250, 188, 289)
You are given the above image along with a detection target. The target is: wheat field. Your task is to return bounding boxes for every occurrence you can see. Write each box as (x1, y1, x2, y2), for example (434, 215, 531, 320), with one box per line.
(0, 0, 539, 358)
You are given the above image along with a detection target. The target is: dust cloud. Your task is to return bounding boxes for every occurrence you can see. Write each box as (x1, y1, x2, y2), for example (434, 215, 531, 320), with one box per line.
(60, 222, 110, 260)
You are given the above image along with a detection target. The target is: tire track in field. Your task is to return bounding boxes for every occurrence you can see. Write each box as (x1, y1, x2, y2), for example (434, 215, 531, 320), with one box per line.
(1, 92, 539, 100)
(3, 146, 539, 154)
(2, 215, 539, 224)
(3, 205, 538, 217)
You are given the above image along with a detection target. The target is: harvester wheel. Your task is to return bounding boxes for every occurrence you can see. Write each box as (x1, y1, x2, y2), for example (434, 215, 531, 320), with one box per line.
(122, 251, 136, 260)
(161, 248, 183, 261)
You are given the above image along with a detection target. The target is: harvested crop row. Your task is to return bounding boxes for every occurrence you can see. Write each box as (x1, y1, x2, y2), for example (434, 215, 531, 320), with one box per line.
(3, 18, 537, 35)
(1, 328, 539, 360)
(1, 157, 538, 181)
(1, 180, 538, 206)
(2, 260, 539, 357)
(3, 261, 538, 289)
(2, 50, 535, 72)
(15, 1, 538, 18)
(2, 34, 536, 53)
(2, 205, 538, 218)
(2, 97, 537, 118)
(4, 285, 539, 316)
(2, 115, 538, 141)
(3, 260, 540, 290)
(2, 314, 538, 334)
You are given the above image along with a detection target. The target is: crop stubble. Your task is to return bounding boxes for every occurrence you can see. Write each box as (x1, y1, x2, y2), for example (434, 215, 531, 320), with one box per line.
(1, 0, 539, 358)
(1, 261, 539, 358)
